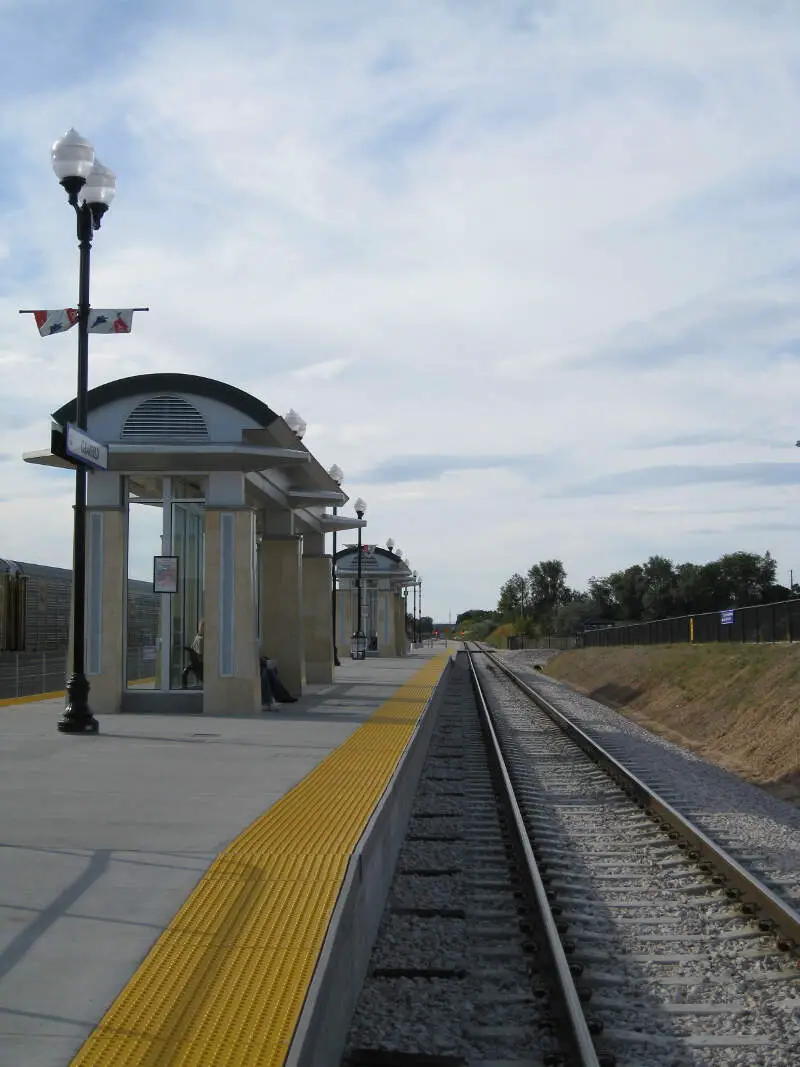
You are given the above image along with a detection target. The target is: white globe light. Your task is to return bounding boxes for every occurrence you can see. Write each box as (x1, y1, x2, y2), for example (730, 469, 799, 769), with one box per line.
(328, 463, 344, 484)
(354, 497, 367, 517)
(51, 128, 94, 182)
(80, 159, 116, 207)
(284, 409, 306, 438)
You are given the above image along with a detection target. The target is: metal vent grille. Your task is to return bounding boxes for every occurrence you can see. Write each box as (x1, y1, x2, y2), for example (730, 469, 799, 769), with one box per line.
(121, 394, 209, 440)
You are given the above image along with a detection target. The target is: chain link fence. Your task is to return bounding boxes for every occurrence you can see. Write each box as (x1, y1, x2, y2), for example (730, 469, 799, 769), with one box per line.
(581, 597, 800, 647)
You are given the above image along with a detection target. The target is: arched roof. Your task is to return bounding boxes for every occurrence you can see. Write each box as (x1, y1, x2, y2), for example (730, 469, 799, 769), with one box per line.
(334, 546, 412, 579)
(51, 373, 278, 429)
(335, 546, 399, 564)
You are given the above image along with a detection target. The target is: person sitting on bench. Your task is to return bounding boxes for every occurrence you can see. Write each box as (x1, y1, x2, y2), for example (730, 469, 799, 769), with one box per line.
(260, 655, 297, 708)
(182, 620, 204, 688)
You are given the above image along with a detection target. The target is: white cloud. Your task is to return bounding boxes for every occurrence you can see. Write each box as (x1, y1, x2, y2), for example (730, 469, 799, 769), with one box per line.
(3, 1, 800, 616)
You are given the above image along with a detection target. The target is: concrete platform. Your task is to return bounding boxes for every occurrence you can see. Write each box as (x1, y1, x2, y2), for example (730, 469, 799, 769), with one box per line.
(0, 648, 448, 1067)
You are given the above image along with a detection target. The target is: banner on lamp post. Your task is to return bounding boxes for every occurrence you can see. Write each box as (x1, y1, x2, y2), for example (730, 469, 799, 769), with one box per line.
(19, 307, 148, 336)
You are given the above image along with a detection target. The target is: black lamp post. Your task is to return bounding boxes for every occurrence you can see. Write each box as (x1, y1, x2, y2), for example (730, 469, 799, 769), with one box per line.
(328, 464, 343, 667)
(352, 497, 367, 658)
(52, 129, 116, 735)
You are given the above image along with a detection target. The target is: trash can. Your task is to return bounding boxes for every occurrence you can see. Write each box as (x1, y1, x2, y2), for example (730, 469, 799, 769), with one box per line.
(350, 632, 367, 660)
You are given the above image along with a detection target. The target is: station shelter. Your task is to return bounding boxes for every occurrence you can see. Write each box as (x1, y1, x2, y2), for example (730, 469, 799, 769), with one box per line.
(334, 545, 412, 658)
(23, 373, 365, 714)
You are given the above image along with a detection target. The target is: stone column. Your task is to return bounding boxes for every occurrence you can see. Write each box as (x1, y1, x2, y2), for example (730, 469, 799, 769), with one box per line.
(377, 583, 393, 657)
(83, 507, 126, 712)
(260, 535, 305, 695)
(302, 554, 333, 683)
(203, 507, 261, 715)
(336, 578, 351, 661)
(82, 472, 126, 713)
(393, 592, 405, 656)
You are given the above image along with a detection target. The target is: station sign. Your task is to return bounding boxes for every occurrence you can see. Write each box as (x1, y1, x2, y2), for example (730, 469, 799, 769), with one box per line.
(66, 423, 108, 470)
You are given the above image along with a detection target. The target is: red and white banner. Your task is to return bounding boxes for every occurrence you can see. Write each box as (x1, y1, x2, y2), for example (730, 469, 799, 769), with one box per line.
(32, 309, 78, 335)
(87, 310, 136, 333)
(27, 309, 139, 336)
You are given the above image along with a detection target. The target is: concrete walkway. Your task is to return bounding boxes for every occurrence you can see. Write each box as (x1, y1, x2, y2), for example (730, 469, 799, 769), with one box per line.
(0, 648, 448, 1067)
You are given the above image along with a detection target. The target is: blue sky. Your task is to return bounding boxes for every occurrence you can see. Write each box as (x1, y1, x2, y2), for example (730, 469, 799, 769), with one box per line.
(3, 1, 800, 618)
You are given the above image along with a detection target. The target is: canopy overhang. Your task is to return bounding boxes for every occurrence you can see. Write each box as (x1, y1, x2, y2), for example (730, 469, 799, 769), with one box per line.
(23, 442, 311, 473)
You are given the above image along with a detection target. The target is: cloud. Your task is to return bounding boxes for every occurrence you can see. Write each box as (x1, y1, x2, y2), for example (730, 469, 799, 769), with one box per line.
(4, 2, 800, 613)
(291, 357, 353, 381)
(357, 452, 542, 484)
(628, 431, 792, 451)
(554, 463, 800, 499)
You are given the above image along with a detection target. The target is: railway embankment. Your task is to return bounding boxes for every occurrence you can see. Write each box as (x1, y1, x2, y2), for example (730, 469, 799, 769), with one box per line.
(535, 643, 799, 806)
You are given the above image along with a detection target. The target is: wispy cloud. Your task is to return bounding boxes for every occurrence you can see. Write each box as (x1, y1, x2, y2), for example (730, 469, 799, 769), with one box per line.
(628, 430, 792, 451)
(358, 453, 541, 484)
(554, 463, 800, 499)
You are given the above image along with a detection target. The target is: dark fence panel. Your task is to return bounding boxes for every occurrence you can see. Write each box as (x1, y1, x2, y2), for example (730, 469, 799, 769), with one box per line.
(507, 634, 577, 651)
(581, 598, 800, 647)
(0, 651, 68, 701)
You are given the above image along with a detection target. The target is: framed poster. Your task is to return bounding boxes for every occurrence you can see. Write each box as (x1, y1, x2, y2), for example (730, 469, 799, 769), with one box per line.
(153, 555, 179, 594)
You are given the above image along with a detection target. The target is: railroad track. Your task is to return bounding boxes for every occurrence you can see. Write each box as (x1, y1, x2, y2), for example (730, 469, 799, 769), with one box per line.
(342, 649, 602, 1066)
(470, 643, 800, 1064)
(340, 646, 799, 1067)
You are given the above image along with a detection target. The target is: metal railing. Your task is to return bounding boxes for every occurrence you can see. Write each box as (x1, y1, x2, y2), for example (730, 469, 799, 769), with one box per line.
(0, 648, 156, 702)
(580, 597, 800, 647)
(0, 651, 68, 701)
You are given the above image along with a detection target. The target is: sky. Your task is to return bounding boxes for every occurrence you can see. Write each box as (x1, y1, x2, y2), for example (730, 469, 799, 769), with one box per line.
(3, 0, 800, 621)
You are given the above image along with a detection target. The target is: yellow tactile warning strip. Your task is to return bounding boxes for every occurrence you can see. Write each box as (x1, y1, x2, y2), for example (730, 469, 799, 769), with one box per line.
(0, 689, 65, 706)
(70, 652, 451, 1067)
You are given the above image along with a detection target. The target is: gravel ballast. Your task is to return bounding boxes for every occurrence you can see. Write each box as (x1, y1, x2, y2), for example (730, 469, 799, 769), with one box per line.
(497, 648, 800, 908)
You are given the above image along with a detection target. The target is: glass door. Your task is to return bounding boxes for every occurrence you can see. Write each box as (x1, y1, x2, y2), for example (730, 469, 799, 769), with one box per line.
(125, 477, 164, 689)
(125, 475, 205, 693)
(170, 501, 205, 689)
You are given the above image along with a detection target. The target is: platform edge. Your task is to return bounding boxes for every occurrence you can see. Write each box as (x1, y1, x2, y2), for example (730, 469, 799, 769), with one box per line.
(284, 653, 455, 1067)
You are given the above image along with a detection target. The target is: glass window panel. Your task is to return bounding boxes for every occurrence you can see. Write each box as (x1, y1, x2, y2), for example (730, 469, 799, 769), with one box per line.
(170, 502, 205, 689)
(172, 476, 207, 500)
(126, 500, 162, 689)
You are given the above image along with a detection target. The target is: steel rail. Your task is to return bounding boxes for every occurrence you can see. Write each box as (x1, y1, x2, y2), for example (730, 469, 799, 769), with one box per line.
(464, 646, 603, 1067)
(478, 644, 800, 952)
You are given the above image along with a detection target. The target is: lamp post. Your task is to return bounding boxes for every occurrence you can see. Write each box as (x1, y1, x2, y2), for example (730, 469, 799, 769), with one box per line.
(351, 498, 367, 658)
(51, 129, 116, 735)
(386, 538, 395, 554)
(328, 464, 343, 667)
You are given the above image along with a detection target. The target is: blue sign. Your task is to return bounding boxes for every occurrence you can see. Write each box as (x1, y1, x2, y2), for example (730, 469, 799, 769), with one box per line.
(720, 609, 734, 625)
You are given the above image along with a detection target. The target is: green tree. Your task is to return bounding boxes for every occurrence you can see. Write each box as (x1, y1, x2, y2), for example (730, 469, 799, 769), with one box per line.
(608, 564, 646, 620)
(527, 559, 570, 630)
(586, 576, 617, 620)
(498, 573, 526, 619)
(716, 551, 776, 605)
(641, 555, 676, 619)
